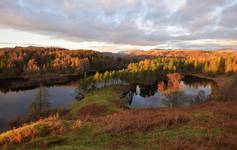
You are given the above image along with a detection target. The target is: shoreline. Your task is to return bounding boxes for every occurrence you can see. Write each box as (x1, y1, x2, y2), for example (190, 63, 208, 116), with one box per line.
(0, 73, 218, 93)
(0, 73, 83, 92)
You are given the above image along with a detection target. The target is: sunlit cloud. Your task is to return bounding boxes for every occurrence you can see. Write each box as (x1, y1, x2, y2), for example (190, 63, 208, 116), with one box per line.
(0, 0, 236, 51)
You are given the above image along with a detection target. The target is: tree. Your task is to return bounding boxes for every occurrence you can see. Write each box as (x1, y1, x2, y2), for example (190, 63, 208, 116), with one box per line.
(26, 59, 39, 73)
(157, 81, 165, 92)
(167, 73, 182, 92)
(93, 72, 101, 81)
(103, 71, 110, 81)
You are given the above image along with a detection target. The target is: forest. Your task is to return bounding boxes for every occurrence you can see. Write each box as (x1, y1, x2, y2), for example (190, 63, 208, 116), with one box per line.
(0, 46, 131, 75)
(79, 52, 237, 91)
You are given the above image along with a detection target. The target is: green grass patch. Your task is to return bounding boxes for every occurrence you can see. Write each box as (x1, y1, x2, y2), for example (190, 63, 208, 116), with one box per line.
(23, 135, 67, 149)
(45, 125, 113, 150)
(102, 126, 221, 149)
(67, 86, 126, 118)
(157, 126, 220, 139)
(191, 110, 216, 123)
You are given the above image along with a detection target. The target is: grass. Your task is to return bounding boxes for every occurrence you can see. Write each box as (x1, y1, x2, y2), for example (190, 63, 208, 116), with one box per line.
(1, 100, 237, 149)
(93, 108, 189, 133)
(157, 126, 220, 139)
(67, 86, 127, 119)
(0, 114, 82, 148)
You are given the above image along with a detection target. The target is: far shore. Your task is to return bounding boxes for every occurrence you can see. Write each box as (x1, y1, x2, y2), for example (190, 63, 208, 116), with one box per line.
(0, 73, 83, 92)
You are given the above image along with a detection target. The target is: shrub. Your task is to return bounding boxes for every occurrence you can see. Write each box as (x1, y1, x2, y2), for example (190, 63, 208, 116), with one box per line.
(73, 120, 81, 129)
(0, 114, 72, 146)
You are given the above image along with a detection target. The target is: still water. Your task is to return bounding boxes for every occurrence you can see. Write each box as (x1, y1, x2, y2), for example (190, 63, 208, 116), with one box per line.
(0, 75, 216, 131)
(0, 84, 77, 131)
(128, 78, 216, 108)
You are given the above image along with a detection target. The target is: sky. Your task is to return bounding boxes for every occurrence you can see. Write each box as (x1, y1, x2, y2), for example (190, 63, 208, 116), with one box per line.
(0, 0, 237, 52)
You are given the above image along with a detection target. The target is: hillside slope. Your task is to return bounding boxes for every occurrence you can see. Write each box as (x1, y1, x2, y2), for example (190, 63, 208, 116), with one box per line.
(0, 75, 237, 149)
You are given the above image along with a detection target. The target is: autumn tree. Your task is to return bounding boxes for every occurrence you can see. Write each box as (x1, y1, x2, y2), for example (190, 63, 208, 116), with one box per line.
(26, 59, 39, 73)
(167, 73, 182, 91)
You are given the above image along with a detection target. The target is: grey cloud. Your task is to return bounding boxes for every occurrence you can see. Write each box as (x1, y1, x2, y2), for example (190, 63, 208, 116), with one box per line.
(219, 2, 237, 28)
(0, 0, 236, 49)
(170, 0, 237, 40)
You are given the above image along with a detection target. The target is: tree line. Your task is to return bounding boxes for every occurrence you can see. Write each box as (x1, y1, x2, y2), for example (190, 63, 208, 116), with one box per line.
(0, 46, 130, 75)
(1, 47, 237, 83)
(79, 54, 237, 90)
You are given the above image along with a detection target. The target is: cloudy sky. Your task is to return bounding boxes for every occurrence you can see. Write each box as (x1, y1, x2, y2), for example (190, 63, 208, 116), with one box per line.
(0, 0, 237, 51)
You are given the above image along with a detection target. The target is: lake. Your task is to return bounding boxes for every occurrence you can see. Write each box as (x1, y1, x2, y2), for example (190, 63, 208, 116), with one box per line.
(0, 74, 216, 132)
(0, 84, 77, 132)
(127, 75, 216, 108)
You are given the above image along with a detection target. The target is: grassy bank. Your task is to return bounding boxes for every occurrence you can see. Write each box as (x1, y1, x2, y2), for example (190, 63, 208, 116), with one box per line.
(67, 85, 128, 120)
(2, 100, 236, 150)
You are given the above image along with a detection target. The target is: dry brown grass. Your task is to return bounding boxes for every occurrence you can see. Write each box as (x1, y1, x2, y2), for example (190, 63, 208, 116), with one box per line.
(0, 114, 81, 146)
(93, 108, 189, 133)
(188, 101, 237, 136)
(93, 99, 237, 134)
(99, 100, 237, 150)
(77, 103, 108, 121)
(156, 134, 237, 150)
(211, 74, 237, 101)
(0, 114, 62, 145)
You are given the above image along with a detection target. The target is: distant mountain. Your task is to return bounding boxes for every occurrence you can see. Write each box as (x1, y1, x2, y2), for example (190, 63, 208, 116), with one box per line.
(215, 48, 237, 52)
(102, 51, 124, 58)
(111, 48, 237, 60)
(116, 49, 144, 55)
(102, 49, 145, 58)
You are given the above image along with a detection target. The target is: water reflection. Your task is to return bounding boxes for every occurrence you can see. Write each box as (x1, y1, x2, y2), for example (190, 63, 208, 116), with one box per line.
(128, 77, 214, 108)
(0, 84, 77, 132)
(79, 78, 129, 91)
(30, 85, 51, 114)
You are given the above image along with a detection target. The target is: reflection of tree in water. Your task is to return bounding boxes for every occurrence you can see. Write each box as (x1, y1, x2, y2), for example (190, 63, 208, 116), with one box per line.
(28, 85, 51, 120)
(191, 90, 206, 104)
(157, 81, 165, 92)
(183, 75, 217, 89)
(162, 90, 207, 107)
(157, 73, 182, 94)
(167, 73, 182, 92)
(162, 91, 186, 107)
(158, 73, 209, 107)
(8, 85, 51, 129)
